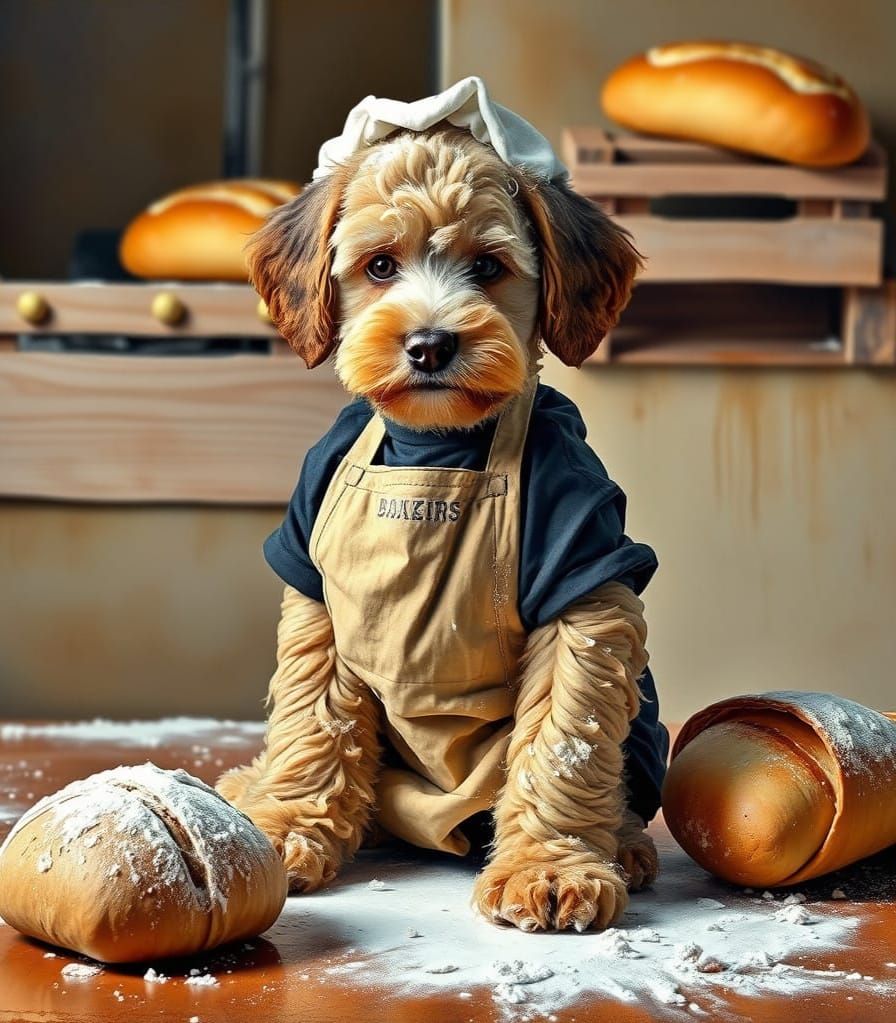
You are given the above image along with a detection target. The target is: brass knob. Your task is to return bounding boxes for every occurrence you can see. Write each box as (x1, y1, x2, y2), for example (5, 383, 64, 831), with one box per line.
(17, 291, 50, 325)
(256, 298, 273, 324)
(151, 292, 186, 326)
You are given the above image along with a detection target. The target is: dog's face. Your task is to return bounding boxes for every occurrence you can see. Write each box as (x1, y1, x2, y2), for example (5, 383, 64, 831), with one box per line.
(329, 133, 540, 429)
(248, 126, 642, 431)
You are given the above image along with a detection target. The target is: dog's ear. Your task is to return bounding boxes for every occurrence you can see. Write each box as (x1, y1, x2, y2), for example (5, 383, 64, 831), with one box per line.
(520, 177, 643, 367)
(245, 176, 344, 369)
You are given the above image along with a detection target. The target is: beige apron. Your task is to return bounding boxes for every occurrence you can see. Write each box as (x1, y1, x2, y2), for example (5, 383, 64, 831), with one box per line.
(309, 373, 539, 854)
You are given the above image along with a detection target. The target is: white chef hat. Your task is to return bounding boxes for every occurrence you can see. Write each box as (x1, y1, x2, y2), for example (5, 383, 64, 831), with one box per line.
(313, 75, 568, 184)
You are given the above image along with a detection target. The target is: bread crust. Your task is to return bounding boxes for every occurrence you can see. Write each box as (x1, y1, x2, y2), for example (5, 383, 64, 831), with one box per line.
(601, 42, 870, 167)
(0, 764, 287, 962)
(120, 179, 301, 281)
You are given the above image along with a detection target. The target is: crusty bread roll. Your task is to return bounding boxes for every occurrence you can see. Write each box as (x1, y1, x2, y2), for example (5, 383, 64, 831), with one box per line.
(120, 179, 301, 281)
(663, 692, 896, 887)
(0, 763, 287, 962)
(601, 42, 870, 167)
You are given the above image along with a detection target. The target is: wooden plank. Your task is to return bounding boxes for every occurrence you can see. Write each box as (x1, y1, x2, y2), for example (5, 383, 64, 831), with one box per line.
(561, 126, 615, 168)
(594, 338, 845, 368)
(566, 125, 748, 164)
(0, 283, 279, 338)
(842, 282, 896, 365)
(565, 129, 887, 200)
(572, 160, 887, 200)
(0, 352, 348, 503)
(617, 216, 883, 285)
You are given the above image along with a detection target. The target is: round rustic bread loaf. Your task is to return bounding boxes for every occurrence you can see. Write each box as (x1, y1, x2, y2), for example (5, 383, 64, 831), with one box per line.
(119, 178, 301, 281)
(601, 41, 870, 166)
(0, 763, 287, 962)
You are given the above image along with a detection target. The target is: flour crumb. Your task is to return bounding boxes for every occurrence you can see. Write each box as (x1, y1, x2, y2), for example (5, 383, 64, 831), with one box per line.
(632, 927, 662, 943)
(648, 978, 687, 1005)
(551, 736, 592, 778)
(774, 904, 816, 925)
(761, 890, 776, 901)
(494, 982, 528, 1004)
(184, 973, 218, 987)
(426, 963, 459, 974)
(190, 1017, 200, 1023)
(491, 960, 554, 985)
(735, 949, 777, 971)
(319, 718, 356, 737)
(36, 851, 53, 873)
(143, 967, 168, 984)
(592, 929, 642, 958)
(407, 928, 422, 938)
(458, 991, 472, 999)
(831, 888, 847, 900)
(61, 962, 103, 980)
(368, 879, 388, 891)
(695, 897, 725, 910)
(674, 942, 703, 963)
(695, 954, 728, 974)
(781, 892, 807, 905)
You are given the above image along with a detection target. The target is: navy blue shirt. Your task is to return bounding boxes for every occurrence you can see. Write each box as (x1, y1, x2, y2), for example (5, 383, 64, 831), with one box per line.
(265, 382, 668, 822)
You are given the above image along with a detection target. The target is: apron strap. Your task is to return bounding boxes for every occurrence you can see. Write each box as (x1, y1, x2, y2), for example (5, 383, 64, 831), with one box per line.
(483, 372, 540, 477)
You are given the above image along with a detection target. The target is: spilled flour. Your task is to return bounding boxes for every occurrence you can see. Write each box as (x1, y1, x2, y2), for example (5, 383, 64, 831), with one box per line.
(0, 718, 264, 747)
(269, 845, 896, 1019)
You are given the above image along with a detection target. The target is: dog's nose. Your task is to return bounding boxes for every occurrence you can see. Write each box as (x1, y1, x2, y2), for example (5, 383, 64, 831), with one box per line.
(404, 329, 458, 374)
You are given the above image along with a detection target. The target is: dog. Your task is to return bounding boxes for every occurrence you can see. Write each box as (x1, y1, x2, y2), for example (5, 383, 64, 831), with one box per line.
(217, 114, 668, 933)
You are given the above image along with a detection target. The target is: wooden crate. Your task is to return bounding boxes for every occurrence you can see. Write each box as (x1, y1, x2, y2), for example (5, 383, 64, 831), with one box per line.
(563, 127, 894, 367)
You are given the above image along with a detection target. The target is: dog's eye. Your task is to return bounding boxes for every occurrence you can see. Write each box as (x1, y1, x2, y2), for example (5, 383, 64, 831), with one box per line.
(471, 254, 504, 282)
(366, 254, 398, 281)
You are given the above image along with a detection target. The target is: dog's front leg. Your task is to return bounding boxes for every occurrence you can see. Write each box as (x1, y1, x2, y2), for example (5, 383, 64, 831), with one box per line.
(473, 582, 649, 932)
(216, 586, 381, 892)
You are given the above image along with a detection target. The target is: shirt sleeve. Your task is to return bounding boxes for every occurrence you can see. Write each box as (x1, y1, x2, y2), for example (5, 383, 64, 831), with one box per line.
(263, 401, 371, 602)
(518, 418, 658, 632)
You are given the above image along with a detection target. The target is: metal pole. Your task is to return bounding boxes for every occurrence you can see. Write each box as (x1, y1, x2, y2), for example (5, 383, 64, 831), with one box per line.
(222, 0, 268, 178)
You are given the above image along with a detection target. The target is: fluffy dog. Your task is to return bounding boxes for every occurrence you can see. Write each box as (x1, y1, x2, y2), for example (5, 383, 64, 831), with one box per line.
(217, 121, 664, 932)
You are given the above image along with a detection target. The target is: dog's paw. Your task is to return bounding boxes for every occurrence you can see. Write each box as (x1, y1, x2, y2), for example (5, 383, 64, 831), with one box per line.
(281, 830, 336, 893)
(472, 858, 628, 932)
(616, 815, 659, 892)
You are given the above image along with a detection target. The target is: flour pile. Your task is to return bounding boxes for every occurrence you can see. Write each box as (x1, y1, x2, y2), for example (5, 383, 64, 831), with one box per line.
(0, 718, 264, 747)
(271, 846, 896, 1019)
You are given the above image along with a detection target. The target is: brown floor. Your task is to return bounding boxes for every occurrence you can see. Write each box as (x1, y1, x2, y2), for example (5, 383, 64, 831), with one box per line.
(0, 722, 894, 1022)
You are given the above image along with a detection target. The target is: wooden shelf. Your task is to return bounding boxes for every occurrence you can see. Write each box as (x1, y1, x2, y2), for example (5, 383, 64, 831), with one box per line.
(0, 282, 276, 338)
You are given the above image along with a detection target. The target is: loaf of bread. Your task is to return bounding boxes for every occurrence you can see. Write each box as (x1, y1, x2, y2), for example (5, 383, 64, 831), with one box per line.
(120, 179, 301, 281)
(663, 692, 896, 887)
(601, 42, 870, 167)
(0, 763, 287, 962)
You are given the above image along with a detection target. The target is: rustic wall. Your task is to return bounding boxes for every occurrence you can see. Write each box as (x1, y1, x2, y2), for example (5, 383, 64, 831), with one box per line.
(443, 0, 896, 721)
(0, 0, 436, 278)
(1, 0, 894, 724)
